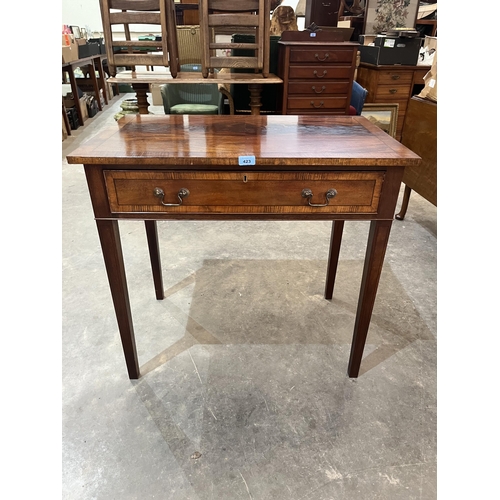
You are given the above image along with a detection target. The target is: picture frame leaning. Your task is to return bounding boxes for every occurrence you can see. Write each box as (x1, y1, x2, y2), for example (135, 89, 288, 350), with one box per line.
(361, 103, 399, 138)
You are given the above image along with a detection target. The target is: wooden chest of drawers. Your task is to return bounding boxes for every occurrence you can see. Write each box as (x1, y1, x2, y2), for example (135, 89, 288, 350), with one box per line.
(356, 62, 430, 141)
(277, 40, 358, 115)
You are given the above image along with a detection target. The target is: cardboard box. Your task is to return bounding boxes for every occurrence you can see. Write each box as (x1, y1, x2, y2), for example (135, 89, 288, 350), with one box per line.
(359, 36, 422, 65)
(62, 35, 79, 63)
(62, 34, 73, 47)
(63, 94, 88, 122)
(149, 84, 164, 106)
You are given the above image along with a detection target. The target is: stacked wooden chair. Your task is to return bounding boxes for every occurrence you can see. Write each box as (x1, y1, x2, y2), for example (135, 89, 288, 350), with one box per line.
(198, 0, 271, 78)
(99, 0, 180, 77)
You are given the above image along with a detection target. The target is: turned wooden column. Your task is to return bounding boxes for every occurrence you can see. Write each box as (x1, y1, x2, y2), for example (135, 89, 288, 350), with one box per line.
(132, 83, 151, 114)
(248, 84, 263, 115)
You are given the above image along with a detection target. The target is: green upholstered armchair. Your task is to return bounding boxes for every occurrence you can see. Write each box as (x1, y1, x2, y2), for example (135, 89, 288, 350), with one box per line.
(161, 63, 224, 115)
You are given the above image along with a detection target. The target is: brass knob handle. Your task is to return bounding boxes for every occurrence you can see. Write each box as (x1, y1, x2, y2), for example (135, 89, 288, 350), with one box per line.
(301, 188, 337, 207)
(310, 101, 324, 108)
(315, 53, 329, 62)
(313, 70, 328, 78)
(153, 187, 190, 206)
(312, 85, 326, 94)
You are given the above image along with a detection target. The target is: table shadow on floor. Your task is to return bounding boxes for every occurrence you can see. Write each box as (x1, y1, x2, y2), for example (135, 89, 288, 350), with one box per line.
(139, 258, 434, 377)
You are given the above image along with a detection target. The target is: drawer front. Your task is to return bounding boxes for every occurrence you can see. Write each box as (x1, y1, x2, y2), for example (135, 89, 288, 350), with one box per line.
(287, 81, 351, 95)
(288, 66, 353, 80)
(377, 71, 414, 85)
(290, 48, 355, 64)
(104, 171, 385, 215)
(287, 96, 348, 111)
(373, 84, 411, 100)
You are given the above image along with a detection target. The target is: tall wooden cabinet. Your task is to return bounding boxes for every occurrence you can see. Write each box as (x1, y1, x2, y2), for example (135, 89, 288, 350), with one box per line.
(304, 0, 341, 28)
(277, 39, 358, 115)
(356, 62, 430, 141)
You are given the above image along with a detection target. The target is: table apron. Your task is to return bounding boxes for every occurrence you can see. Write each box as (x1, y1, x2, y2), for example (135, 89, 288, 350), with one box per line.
(84, 165, 405, 221)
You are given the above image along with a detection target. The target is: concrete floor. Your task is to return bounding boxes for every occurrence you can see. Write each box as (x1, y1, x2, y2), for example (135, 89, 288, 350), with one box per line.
(62, 94, 437, 499)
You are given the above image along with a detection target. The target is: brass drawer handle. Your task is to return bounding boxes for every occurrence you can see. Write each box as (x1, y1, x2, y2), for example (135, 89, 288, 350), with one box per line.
(313, 70, 327, 78)
(391, 74, 400, 80)
(315, 53, 329, 62)
(310, 100, 324, 108)
(301, 188, 337, 207)
(312, 85, 326, 94)
(153, 187, 190, 206)
(389, 88, 397, 94)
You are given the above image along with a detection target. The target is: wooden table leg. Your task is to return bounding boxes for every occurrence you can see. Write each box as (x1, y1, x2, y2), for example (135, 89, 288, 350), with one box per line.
(395, 184, 412, 221)
(248, 83, 263, 115)
(95, 219, 140, 379)
(324, 220, 344, 300)
(348, 220, 392, 378)
(145, 221, 164, 300)
(132, 83, 151, 114)
(65, 66, 85, 128)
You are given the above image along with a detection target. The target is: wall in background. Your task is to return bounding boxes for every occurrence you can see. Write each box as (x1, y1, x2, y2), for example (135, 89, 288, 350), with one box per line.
(62, 0, 105, 35)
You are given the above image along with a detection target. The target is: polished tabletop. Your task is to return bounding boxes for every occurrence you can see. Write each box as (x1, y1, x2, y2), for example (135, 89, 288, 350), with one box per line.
(67, 114, 420, 168)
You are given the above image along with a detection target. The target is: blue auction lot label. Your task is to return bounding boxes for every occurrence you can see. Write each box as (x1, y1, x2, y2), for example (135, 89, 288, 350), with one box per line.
(238, 155, 256, 166)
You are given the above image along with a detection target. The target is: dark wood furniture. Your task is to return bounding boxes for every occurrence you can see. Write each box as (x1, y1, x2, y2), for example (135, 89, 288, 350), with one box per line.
(66, 114, 420, 380)
(416, 19, 437, 37)
(305, 0, 341, 27)
(107, 70, 282, 115)
(177, 0, 199, 25)
(356, 62, 430, 141)
(277, 37, 358, 115)
(396, 96, 437, 220)
(62, 54, 109, 128)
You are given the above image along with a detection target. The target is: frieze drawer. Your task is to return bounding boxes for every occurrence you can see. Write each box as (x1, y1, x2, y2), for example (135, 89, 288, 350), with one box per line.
(104, 171, 385, 215)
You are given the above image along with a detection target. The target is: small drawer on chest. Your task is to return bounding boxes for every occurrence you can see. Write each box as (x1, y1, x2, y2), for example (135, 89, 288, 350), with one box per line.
(373, 85, 411, 102)
(289, 65, 353, 80)
(377, 71, 414, 85)
(290, 48, 355, 64)
(286, 96, 348, 113)
(104, 171, 385, 215)
(288, 81, 351, 95)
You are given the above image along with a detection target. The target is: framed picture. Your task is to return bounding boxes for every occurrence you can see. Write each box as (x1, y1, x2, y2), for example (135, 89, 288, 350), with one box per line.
(361, 103, 399, 138)
(363, 0, 420, 34)
(70, 26, 82, 39)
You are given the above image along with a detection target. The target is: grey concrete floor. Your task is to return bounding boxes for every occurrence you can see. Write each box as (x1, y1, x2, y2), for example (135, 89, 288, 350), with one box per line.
(62, 94, 437, 499)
